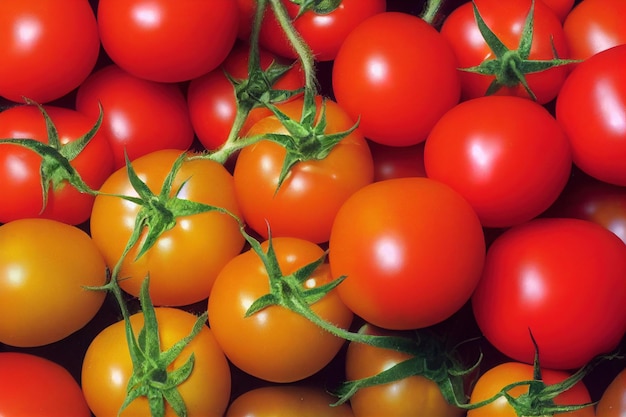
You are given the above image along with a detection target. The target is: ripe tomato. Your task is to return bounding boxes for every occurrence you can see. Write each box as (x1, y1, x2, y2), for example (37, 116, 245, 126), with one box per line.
(468, 362, 594, 417)
(556, 44, 626, 186)
(540, 0, 575, 22)
(369, 140, 426, 181)
(0, 352, 91, 417)
(329, 177, 485, 330)
(97, 0, 239, 82)
(440, 0, 571, 104)
(596, 367, 626, 417)
(82, 307, 231, 417)
(232, 96, 374, 244)
(0, 218, 107, 347)
(424, 95, 572, 228)
(563, 0, 626, 61)
(472, 217, 626, 370)
(75, 64, 195, 170)
(208, 237, 354, 383)
(90, 149, 245, 306)
(225, 385, 355, 417)
(0, 0, 100, 103)
(0, 104, 115, 225)
(332, 11, 461, 146)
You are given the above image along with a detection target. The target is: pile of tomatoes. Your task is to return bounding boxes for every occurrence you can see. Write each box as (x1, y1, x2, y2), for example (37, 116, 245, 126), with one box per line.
(1, 0, 625, 416)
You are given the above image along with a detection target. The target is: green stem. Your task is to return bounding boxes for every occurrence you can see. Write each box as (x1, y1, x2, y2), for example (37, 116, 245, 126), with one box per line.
(421, 0, 446, 25)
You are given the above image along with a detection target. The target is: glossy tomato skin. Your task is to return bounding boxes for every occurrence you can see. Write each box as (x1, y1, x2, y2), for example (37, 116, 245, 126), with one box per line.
(472, 217, 626, 370)
(0, 218, 107, 347)
(596, 367, 626, 417)
(440, 0, 571, 104)
(424, 95, 572, 228)
(81, 307, 231, 417)
(563, 0, 626, 60)
(468, 362, 594, 417)
(75, 64, 195, 170)
(332, 11, 461, 146)
(556, 44, 626, 186)
(208, 237, 354, 383)
(0, 0, 100, 103)
(233, 97, 374, 244)
(90, 149, 245, 306)
(329, 177, 485, 330)
(97, 0, 239, 82)
(225, 385, 355, 417)
(0, 104, 115, 225)
(0, 352, 91, 417)
(345, 324, 465, 417)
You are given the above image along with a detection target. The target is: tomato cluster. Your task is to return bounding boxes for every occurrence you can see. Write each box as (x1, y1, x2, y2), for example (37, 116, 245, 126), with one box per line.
(1, 0, 626, 416)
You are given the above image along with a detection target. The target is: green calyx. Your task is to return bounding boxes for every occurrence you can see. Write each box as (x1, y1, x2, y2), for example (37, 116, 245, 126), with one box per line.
(288, 0, 342, 17)
(461, 0, 578, 100)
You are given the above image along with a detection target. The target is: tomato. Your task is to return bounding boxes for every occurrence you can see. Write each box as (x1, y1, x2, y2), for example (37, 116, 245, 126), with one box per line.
(468, 362, 594, 417)
(232, 96, 374, 244)
(82, 307, 231, 417)
(472, 217, 626, 370)
(563, 0, 626, 61)
(369, 140, 427, 181)
(332, 11, 461, 146)
(424, 95, 572, 228)
(345, 324, 465, 417)
(90, 149, 245, 306)
(0, 218, 107, 347)
(254, 0, 387, 62)
(539, 0, 575, 22)
(0, 0, 100, 103)
(97, 0, 239, 82)
(597, 367, 626, 417)
(440, 0, 572, 104)
(556, 44, 626, 186)
(0, 352, 91, 416)
(225, 385, 355, 417)
(0, 104, 115, 225)
(187, 41, 305, 151)
(75, 64, 195, 170)
(329, 177, 485, 330)
(208, 237, 354, 383)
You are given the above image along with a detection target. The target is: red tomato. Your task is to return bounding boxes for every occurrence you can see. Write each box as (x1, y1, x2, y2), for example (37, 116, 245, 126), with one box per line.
(75, 64, 195, 169)
(0, 0, 100, 103)
(332, 11, 461, 146)
(208, 237, 354, 383)
(556, 44, 626, 186)
(329, 177, 485, 330)
(368, 140, 427, 181)
(539, 0, 575, 22)
(97, 0, 239, 82)
(596, 367, 626, 417)
(233, 96, 374, 244)
(472, 217, 626, 370)
(0, 104, 115, 225)
(563, 0, 626, 60)
(468, 362, 594, 417)
(424, 95, 572, 228)
(90, 149, 245, 306)
(0, 352, 91, 417)
(440, 0, 572, 104)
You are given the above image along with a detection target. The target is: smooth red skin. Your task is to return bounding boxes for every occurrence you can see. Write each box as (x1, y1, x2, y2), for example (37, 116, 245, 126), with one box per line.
(332, 11, 461, 146)
(0, 105, 114, 225)
(472, 218, 626, 370)
(597, 368, 626, 417)
(75, 64, 194, 169)
(369, 140, 426, 181)
(0, 352, 91, 417)
(424, 95, 572, 228)
(556, 44, 626, 186)
(563, 0, 626, 60)
(0, 0, 100, 103)
(255, 0, 387, 62)
(97, 0, 239, 82)
(539, 0, 575, 22)
(329, 177, 486, 330)
(440, 0, 572, 104)
(187, 42, 305, 151)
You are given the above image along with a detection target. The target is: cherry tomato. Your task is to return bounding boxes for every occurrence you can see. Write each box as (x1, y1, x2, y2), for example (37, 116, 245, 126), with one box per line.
(329, 177, 485, 330)
(208, 237, 354, 383)
(596, 367, 626, 417)
(332, 11, 461, 146)
(0, 218, 107, 347)
(0, 0, 100, 103)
